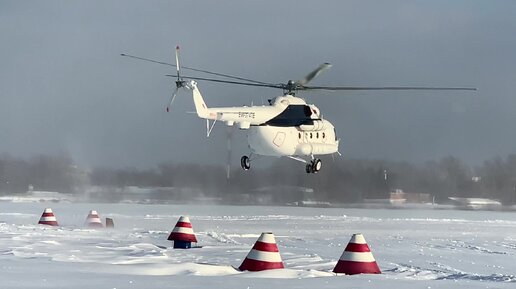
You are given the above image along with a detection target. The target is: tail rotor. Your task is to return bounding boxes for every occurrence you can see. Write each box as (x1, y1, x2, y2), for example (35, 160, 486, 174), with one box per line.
(166, 86, 179, 112)
(166, 45, 185, 112)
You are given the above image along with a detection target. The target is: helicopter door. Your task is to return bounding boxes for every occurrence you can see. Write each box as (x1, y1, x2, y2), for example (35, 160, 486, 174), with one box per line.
(273, 132, 286, 147)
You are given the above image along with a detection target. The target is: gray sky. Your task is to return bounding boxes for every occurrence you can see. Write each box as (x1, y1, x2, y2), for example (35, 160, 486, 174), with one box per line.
(1, 0, 515, 169)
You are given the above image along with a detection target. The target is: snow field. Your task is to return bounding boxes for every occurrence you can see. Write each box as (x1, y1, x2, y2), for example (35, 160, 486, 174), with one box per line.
(1, 202, 515, 288)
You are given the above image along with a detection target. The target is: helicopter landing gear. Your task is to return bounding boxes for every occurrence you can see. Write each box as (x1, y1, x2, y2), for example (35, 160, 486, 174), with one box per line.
(240, 155, 251, 171)
(287, 155, 322, 173)
(306, 158, 322, 174)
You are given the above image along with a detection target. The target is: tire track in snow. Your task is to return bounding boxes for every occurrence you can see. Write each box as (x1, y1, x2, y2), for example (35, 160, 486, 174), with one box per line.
(387, 262, 516, 283)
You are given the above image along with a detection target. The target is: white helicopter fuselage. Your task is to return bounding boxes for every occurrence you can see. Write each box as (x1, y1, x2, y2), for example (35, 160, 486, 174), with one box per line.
(187, 80, 339, 159)
(248, 121, 339, 157)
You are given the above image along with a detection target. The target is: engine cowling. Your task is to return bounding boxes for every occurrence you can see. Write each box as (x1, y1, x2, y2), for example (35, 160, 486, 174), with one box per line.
(298, 120, 326, 131)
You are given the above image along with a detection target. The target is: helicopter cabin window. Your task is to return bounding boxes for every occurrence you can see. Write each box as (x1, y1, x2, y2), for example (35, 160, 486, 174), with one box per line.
(322, 132, 326, 139)
(310, 132, 313, 139)
(316, 132, 319, 139)
(298, 132, 301, 139)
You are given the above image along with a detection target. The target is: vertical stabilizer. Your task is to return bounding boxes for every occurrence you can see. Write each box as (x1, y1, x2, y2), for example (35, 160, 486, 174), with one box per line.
(188, 81, 209, 118)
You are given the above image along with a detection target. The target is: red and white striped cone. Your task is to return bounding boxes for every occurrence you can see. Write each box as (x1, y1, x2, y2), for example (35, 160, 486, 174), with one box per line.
(167, 216, 197, 248)
(85, 210, 103, 228)
(333, 233, 381, 275)
(239, 232, 284, 271)
(38, 208, 58, 226)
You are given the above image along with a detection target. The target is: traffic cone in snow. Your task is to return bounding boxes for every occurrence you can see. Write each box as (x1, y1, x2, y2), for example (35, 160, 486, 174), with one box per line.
(85, 210, 103, 228)
(239, 232, 284, 271)
(38, 208, 58, 226)
(167, 216, 197, 249)
(333, 233, 381, 275)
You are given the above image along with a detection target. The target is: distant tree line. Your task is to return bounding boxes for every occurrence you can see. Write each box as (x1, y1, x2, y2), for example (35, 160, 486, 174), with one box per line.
(1, 153, 516, 205)
(0, 154, 81, 194)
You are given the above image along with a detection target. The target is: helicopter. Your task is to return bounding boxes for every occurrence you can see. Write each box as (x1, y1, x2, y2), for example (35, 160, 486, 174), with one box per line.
(122, 46, 475, 173)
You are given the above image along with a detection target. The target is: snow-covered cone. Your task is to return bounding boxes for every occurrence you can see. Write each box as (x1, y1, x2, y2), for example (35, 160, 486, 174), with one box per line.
(239, 232, 284, 271)
(333, 233, 381, 275)
(38, 208, 58, 226)
(85, 210, 103, 228)
(167, 216, 197, 249)
(105, 218, 114, 229)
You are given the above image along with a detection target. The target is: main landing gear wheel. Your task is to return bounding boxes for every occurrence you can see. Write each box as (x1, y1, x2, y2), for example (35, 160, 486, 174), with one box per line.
(312, 158, 322, 172)
(305, 158, 322, 174)
(240, 156, 251, 171)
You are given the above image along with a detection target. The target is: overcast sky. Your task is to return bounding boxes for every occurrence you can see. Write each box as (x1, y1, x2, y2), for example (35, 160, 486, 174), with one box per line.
(1, 0, 515, 169)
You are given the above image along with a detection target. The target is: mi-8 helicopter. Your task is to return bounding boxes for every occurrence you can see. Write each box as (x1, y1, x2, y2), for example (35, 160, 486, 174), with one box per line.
(122, 46, 475, 173)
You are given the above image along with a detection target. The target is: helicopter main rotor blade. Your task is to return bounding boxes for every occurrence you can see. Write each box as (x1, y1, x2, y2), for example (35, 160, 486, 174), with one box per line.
(121, 53, 173, 67)
(121, 53, 269, 85)
(165, 74, 283, 89)
(300, 86, 477, 91)
(124, 53, 477, 93)
(296, 63, 333, 86)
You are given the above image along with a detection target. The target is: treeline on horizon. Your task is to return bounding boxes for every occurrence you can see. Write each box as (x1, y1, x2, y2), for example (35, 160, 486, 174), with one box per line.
(0, 153, 515, 205)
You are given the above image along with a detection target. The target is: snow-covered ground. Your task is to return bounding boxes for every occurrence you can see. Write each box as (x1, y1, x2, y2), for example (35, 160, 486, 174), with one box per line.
(1, 202, 515, 288)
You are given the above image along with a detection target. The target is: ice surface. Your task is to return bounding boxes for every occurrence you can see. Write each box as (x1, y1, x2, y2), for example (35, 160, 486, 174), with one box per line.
(1, 202, 515, 288)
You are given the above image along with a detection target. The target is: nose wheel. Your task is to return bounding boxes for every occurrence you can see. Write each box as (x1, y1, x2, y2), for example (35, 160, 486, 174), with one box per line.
(305, 158, 322, 173)
(240, 155, 251, 170)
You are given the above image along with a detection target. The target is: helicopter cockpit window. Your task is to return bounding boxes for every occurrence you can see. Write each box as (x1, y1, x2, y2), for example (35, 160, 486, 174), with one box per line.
(304, 106, 312, 117)
(310, 132, 313, 139)
(298, 132, 301, 139)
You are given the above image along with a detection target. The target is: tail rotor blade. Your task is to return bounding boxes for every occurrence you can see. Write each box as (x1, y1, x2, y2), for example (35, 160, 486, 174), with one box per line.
(166, 87, 179, 112)
(175, 45, 181, 81)
(166, 45, 184, 112)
